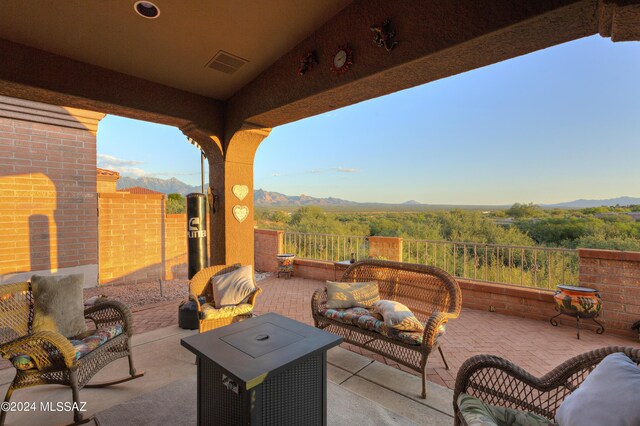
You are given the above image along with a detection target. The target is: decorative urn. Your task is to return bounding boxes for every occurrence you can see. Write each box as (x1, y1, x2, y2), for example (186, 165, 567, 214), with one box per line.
(553, 285, 602, 318)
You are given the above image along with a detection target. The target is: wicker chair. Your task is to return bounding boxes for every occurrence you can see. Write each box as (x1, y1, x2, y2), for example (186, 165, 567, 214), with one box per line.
(311, 259, 462, 398)
(453, 346, 640, 426)
(0, 281, 143, 425)
(188, 264, 262, 333)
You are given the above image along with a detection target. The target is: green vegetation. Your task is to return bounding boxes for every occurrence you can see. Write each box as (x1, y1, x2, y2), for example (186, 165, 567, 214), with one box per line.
(257, 203, 640, 250)
(257, 203, 640, 288)
(166, 193, 186, 214)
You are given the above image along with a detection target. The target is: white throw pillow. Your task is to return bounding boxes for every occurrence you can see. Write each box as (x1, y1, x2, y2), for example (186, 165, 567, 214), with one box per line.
(210, 265, 256, 307)
(372, 300, 424, 332)
(555, 352, 640, 426)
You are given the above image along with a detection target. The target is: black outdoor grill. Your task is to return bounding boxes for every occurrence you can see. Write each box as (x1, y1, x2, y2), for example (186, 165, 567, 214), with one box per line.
(181, 313, 342, 426)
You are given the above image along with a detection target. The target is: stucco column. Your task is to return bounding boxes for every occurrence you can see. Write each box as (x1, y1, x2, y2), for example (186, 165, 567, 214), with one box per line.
(185, 123, 270, 266)
(217, 124, 271, 266)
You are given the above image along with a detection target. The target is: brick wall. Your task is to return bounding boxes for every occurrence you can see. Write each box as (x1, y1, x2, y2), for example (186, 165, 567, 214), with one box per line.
(164, 214, 188, 280)
(0, 97, 104, 287)
(97, 204, 204, 285)
(579, 248, 640, 337)
(98, 193, 165, 285)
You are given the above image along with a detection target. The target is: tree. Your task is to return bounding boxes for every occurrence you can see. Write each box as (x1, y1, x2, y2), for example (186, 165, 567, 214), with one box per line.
(507, 202, 542, 218)
(166, 193, 186, 214)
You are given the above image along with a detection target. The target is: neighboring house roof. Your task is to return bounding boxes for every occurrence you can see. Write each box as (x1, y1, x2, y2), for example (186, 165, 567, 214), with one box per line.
(117, 186, 164, 195)
(97, 168, 120, 177)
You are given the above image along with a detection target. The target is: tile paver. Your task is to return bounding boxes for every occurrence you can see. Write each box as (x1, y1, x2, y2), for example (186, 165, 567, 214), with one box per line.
(129, 275, 639, 389)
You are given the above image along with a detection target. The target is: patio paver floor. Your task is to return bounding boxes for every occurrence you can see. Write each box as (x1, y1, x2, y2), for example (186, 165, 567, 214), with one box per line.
(130, 276, 638, 390)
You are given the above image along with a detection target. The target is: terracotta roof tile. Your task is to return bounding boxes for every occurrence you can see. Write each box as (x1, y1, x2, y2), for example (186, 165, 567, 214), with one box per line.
(117, 186, 164, 195)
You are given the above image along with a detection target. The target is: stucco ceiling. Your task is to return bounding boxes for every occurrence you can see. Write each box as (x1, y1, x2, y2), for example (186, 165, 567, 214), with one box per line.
(0, 0, 352, 100)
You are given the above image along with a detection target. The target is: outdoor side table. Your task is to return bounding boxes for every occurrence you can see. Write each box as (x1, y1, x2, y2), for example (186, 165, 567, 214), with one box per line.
(181, 313, 342, 426)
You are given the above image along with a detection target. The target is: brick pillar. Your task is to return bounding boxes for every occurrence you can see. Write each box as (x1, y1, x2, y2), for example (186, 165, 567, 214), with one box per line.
(368, 236, 404, 262)
(254, 229, 283, 272)
(579, 248, 640, 337)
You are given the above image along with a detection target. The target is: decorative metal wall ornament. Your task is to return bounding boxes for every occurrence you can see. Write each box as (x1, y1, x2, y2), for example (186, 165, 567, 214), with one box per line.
(331, 45, 353, 74)
(297, 51, 318, 75)
(371, 19, 398, 52)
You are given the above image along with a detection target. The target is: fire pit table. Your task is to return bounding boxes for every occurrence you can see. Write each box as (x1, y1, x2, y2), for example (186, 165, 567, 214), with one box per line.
(181, 313, 342, 426)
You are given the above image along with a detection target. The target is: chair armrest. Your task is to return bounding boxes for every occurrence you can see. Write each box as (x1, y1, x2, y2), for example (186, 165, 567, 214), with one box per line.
(84, 300, 133, 336)
(188, 293, 203, 312)
(311, 287, 328, 314)
(422, 312, 452, 349)
(453, 346, 640, 421)
(0, 331, 76, 369)
(453, 354, 550, 419)
(247, 287, 262, 306)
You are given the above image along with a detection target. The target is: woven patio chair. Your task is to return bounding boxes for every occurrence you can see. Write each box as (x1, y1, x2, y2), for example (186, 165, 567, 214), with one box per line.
(453, 346, 640, 426)
(0, 280, 143, 425)
(312, 259, 462, 398)
(188, 264, 262, 333)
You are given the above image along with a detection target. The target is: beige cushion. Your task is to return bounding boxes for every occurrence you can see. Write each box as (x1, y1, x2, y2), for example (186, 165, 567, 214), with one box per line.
(31, 274, 87, 338)
(372, 300, 424, 332)
(325, 281, 380, 309)
(201, 303, 253, 320)
(211, 265, 256, 307)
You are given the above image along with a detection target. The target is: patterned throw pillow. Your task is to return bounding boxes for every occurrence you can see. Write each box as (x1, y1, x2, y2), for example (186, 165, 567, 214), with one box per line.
(372, 300, 424, 332)
(200, 303, 253, 320)
(325, 281, 380, 309)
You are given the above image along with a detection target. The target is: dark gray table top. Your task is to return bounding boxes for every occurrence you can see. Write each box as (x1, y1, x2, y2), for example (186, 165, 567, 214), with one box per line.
(181, 313, 342, 390)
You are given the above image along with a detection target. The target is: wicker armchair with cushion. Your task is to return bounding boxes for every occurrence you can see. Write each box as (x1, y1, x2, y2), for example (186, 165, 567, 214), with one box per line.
(188, 264, 262, 333)
(311, 259, 462, 398)
(0, 278, 143, 425)
(453, 346, 640, 426)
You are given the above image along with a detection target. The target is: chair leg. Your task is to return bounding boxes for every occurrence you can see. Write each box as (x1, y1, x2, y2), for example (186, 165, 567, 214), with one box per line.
(70, 371, 83, 424)
(0, 384, 14, 426)
(438, 345, 450, 370)
(421, 368, 427, 399)
(128, 353, 137, 376)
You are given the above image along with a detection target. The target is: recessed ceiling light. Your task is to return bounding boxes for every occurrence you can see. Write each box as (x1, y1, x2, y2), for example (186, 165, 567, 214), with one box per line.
(134, 1, 160, 19)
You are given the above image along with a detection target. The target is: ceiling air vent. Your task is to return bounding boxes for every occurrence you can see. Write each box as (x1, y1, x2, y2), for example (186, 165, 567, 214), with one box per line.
(206, 51, 248, 75)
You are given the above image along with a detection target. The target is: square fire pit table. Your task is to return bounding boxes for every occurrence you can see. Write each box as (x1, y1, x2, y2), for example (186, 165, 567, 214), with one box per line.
(181, 313, 342, 426)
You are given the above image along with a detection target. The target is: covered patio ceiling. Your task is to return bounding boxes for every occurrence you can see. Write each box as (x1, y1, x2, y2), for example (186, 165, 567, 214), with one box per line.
(2, 0, 638, 136)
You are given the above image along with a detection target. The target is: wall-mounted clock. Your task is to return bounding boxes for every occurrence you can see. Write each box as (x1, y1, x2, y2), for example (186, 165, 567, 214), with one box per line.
(331, 45, 353, 74)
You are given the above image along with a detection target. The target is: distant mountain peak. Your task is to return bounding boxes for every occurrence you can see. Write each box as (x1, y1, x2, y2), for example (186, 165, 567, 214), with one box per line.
(403, 200, 421, 205)
(116, 176, 201, 195)
(545, 196, 640, 208)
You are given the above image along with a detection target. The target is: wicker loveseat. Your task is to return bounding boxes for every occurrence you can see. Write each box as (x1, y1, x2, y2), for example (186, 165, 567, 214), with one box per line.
(311, 259, 462, 398)
(188, 264, 262, 333)
(0, 281, 143, 425)
(453, 346, 640, 426)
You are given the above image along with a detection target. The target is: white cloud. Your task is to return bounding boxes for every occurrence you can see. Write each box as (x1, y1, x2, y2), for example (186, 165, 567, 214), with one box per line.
(97, 154, 148, 177)
(334, 167, 359, 173)
(97, 154, 143, 167)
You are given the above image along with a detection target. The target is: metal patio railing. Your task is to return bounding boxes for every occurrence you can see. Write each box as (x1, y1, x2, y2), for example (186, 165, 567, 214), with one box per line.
(283, 231, 369, 262)
(403, 238, 578, 289)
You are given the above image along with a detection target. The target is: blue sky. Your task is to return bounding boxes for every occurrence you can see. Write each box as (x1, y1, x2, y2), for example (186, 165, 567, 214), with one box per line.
(97, 35, 640, 205)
